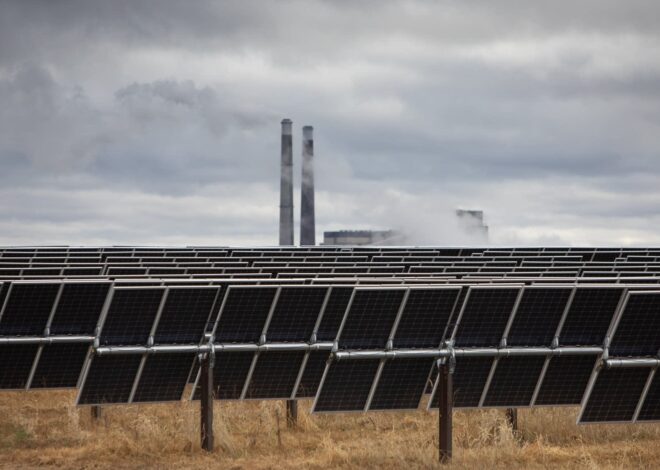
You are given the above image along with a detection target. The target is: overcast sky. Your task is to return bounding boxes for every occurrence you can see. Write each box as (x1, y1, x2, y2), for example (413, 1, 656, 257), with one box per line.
(1, 0, 659, 246)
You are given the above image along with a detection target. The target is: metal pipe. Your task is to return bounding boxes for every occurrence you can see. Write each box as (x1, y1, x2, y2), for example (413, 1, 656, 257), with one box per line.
(279, 119, 294, 246)
(0, 335, 94, 345)
(94, 341, 335, 356)
(605, 358, 660, 368)
(300, 125, 315, 246)
(333, 346, 604, 361)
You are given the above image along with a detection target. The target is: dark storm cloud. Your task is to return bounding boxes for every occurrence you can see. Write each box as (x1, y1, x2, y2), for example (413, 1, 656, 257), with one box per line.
(0, 0, 659, 245)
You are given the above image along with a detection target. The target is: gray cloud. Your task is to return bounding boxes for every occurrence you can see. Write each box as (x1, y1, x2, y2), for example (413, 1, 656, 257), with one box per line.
(1, 0, 660, 246)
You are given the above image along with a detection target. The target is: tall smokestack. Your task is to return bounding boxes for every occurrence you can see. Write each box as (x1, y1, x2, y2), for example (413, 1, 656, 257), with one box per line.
(279, 119, 294, 245)
(300, 125, 315, 246)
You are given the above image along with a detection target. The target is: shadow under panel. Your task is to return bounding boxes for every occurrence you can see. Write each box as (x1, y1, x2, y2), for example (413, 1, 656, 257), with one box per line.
(313, 360, 380, 412)
(133, 353, 196, 403)
(30, 343, 89, 388)
(244, 351, 306, 399)
(369, 358, 434, 410)
(535, 355, 597, 406)
(483, 356, 546, 407)
(78, 355, 142, 405)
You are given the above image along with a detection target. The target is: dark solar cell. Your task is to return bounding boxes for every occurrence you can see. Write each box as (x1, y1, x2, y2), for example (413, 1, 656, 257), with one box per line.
(0, 344, 39, 389)
(316, 287, 354, 341)
(265, 287, 328, 342)
(49, 283, 111, 335)
(483, 357, 545, 407)
(0, 283, 8, 312)
(338, 289, 406, 349)
(0, 283, 60, 335)
(62, 268, 103, 276)
(212, 352, 255, 400)
(610, 293, 660, 357)
(535, 355, 597, 405)
(369, 358, 434, 410)
(453, 288, 520, 348)
(244, 351, 306, 399)
(78, 355, 142, 404)
(133, 353, 196, 403)
(314, 360, 380, 412)
(638, 372, 660, 421)
(393, 289, 459, 348)
(296, 351, 329, 398)
(30, 344, 89, 388)
(214, 287, 277, 343)
(559, 287, 623, 346)
(580, 368, 649, 423)
(430, 357, 494, 408)
(506, 288, 572, 346)
(153, 287, 218, 344)
(99, 288, 164, 345)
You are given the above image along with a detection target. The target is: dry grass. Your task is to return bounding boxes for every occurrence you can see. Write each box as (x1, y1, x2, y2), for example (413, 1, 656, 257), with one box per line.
(1, 390, 660, 469)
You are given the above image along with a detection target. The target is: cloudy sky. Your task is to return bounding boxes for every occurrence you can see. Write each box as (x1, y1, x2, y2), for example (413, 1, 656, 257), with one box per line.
(1, 0, 659, 246)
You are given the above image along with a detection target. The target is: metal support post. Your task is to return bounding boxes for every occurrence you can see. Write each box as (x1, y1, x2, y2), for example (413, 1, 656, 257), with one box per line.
(506, 408, 518, 434)
(438, 361, 453, 464)
(200, 352, 214, 452)
(91, 405, 102, 421)
(286, 399, 298, 427)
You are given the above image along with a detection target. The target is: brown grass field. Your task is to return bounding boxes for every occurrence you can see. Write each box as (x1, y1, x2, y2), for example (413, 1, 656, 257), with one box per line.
(1, 390, 660, 469)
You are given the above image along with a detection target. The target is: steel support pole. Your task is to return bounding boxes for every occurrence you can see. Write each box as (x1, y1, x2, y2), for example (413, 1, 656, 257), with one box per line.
(438, 362, 453, 464)
(286, 399, 298, 427)
(91, 405, 102, 421)
(200, 355, 214, 452)
(506, 408, 518, 434)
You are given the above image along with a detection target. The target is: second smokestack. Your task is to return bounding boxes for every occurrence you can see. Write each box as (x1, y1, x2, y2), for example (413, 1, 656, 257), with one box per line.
(300, 125, 315, 246)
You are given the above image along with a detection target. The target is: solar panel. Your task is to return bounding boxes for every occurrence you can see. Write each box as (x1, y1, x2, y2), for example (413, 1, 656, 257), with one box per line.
(392, 288, 460, 348)
(295, 351, 329, 398)
(368, 358, 435, 410)
(313, 360, 380, 412)
(534, 355, 597, 406)
(338, 289, 406, 349)
(132, 353, 196, 403)
(483, 356, 546, 407)
(29, 343, 90, 389)
(452, 287, 521, 348)
(579, 368, 650, 423)
(0, 283, 60, 335)
(637, 371, 660, 422)
(430, 357, 494, 408)
(505, 287, 572, 346)
(264, 286, 328, 342)
(559, 287, 624, 346)
(243, 351, 306, 399)
(609, 291, 660, 357)
(77, 355, 142, 405)
(314, 287, 354, 342)
(0, 344, 39, 389)
(213, 286, 277, 343)
(99, 287, 165, 345)
(208, 351, 255, 400)
(153, 287, 219, 344)
(48, 282, 111, 335)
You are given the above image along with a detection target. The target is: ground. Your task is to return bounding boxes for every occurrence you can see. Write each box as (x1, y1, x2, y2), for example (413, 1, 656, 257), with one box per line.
(1, 390, 659, 469)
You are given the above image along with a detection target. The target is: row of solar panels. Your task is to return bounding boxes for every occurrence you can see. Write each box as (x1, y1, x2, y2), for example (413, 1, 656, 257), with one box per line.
(1, 279, 659, 424)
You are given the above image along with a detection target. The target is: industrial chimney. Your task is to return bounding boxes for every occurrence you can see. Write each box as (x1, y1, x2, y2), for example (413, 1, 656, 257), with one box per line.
(279, 119, 294, 245)
(300, 125, 315, 246)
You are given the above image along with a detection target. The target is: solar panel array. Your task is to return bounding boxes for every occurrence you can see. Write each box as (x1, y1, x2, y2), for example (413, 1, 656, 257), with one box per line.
(0, 246, 659, 426)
